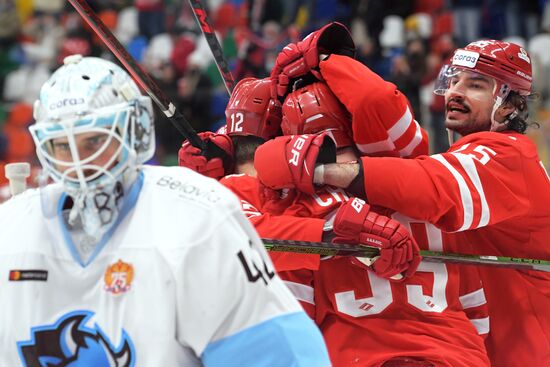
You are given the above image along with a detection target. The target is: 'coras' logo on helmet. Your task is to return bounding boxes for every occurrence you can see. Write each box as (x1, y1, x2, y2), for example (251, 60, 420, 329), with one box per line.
(452, 50, 479, 68)
(49, 97, 85, 110)
(518, 48, 531, 64)
(104, 259, 134, 295)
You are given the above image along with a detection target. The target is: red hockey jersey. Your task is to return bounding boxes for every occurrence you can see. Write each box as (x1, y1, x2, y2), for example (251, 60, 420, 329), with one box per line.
(220, 174, 323, 272)
(221, 174, 490, 366)
(361, 131, 550, 366)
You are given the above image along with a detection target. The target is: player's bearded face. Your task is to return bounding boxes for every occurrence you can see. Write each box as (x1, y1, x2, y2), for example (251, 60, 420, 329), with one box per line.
(444, 71, 496, 136)
(50, 131, 121, 180)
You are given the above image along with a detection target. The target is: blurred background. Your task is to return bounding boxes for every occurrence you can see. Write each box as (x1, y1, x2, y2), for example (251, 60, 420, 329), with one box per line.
(2, 0, 550, 199)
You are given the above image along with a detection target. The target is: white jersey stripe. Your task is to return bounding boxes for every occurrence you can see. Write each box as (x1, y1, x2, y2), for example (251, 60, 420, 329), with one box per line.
(426, 222, 443, 251)
(540, 161, 550, 182)
(399, 120, 423, 157)
(356, 137, 396, 155)
(431, 154, 474, 231)
(388, 105, 413, 141)
(284, 281, 315, 305)
(355, 106, 418, 155)
(242, 210, 261, 218)
(470, 317, 490, 335)
(453, 153, 490, 228)
(459, 288, 487, 309)
(240, 200, 261, 218)
(452, 143, 470, 153)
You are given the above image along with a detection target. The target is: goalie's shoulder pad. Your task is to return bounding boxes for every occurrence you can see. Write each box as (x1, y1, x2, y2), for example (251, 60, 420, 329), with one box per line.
(135, 166, 246, 256)
(0, 187, 42, 220)
(0, 187, 45, 253)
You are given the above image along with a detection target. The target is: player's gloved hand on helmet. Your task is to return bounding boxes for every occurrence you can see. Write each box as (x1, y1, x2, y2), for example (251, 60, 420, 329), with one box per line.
(331, 198, 421, 280)
(178, 131, 234, 180)
(271, 22, 355, 99)
(254, 132, 336, 195)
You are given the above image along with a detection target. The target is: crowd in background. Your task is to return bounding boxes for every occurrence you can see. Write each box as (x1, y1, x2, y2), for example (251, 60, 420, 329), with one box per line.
(2, 0, 550, 192)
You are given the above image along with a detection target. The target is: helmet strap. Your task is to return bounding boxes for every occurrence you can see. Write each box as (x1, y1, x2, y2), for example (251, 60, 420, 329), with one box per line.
(489, 96, 505, 132)
(489, 82, 512, 132)
(447, 128, 455, 146)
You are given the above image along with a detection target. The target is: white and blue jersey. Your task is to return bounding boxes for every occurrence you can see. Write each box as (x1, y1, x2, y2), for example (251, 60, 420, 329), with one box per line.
(0, 165, 330, 366)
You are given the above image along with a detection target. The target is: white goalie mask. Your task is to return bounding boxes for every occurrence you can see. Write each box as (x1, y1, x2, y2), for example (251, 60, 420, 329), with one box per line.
(30, 55, 154, 241)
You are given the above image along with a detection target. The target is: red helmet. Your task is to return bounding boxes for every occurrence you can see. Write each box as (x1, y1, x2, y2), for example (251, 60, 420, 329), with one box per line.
(223, 77, 282, 140)
(282, 82, 352, 148)
(450, 40, 532, 95)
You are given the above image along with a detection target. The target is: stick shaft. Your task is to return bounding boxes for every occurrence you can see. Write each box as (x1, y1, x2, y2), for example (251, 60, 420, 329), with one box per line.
(262, 238, 550, 272)
(188, 0, 235, 95)
(68, 0, 205, 150)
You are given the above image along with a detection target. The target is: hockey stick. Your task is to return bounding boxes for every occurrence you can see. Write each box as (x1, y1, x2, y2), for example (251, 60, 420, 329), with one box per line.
(262, 238, 550, 272)
(68, 0, 206, 150)
(187, 0, 235, 95)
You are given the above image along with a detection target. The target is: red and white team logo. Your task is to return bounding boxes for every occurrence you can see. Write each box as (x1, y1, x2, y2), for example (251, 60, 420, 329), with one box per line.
(104, 260, 134, 295)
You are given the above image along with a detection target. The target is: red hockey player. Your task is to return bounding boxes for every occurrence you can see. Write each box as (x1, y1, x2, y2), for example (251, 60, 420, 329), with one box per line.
(257, 81, 490, 366)
(261, 31, 550, 366)
(179, 71, 490, 365)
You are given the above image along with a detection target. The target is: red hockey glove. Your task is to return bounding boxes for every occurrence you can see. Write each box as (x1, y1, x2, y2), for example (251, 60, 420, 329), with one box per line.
(178, 132, 234, 180)
(332, 198, 421, 280)
(271, 22, 355, 98)
(254, 133, 336, 195)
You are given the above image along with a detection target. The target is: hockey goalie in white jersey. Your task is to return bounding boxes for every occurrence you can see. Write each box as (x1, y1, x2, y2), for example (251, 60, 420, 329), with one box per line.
(0, 55, 330, 366)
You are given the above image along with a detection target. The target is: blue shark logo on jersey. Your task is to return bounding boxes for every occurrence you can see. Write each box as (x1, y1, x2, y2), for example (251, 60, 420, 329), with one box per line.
(17, 310, 135, 367)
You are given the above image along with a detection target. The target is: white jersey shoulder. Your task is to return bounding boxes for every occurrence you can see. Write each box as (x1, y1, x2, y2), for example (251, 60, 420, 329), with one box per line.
(122, 165, 247, 252)
(143, 165, 239, 210)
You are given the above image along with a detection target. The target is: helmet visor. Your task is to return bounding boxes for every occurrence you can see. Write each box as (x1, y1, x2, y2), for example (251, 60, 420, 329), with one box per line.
(30, 105, 131, 187)
(47, 130, 119, 163)
(434, 65, 506, 102)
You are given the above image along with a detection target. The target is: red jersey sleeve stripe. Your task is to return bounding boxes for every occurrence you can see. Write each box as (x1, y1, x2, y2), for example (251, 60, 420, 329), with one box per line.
(452, 153, 491, 228)
(356, 137, 395, 155)
(459, 288, 487, 309)
(354, 106, 424, 158)
(388, 105, 414, 141)
(283, 281, 315, 305)
(398, 120, 425, 157)
(431, 154, 475, 231)
(470, 317, 490, 335)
